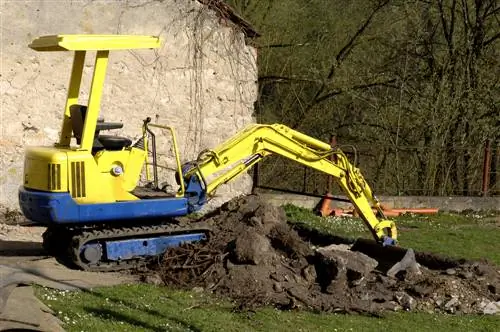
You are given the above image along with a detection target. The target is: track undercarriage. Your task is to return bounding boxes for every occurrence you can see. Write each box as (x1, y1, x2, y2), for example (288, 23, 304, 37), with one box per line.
(43, 220, 209, 272)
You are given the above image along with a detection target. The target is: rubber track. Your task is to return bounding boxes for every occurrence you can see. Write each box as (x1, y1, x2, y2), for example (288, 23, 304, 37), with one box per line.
(44, 222, 210, 272)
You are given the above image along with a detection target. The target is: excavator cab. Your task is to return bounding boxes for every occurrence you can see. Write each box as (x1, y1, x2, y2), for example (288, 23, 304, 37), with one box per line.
(18, 35, 195, 223)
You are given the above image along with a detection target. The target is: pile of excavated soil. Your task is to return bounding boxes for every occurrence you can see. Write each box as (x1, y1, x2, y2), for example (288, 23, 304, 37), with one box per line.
(150, 195, 500, 315)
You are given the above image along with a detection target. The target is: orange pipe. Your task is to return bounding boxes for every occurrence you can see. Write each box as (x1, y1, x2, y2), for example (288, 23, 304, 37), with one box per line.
(389, 208, 439, 215)
(318, 197, 439, 218)
(331, 207, 439, 217)
(331, 208, 352, 217)
(319, 193, 334, 216)
(380, 210, 401, 217)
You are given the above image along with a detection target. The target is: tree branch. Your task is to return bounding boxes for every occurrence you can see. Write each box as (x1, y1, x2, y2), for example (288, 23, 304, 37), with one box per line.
(484, 31, 500, 46)
(460, 0, 471, 39)
(323, 121, 413, 146)
(257, 42, 310, 49)
(438, 0, 457, 57)
(315, 79, 398, 104)
(259, 75, 322, 84)
(487, 5, 500, 17)
(290, 0, 390, 129)
(329, 0, 390, 79)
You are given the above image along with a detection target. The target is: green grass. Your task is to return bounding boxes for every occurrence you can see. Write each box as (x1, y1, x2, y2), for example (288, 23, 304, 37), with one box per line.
(35, 283, 500, 332)
(35, 206, 500, 331)
(285, 205, 500, 265)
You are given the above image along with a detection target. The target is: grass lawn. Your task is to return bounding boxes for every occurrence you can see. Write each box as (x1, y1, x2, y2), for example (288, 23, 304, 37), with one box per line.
(286, 206, 500, 265)
(35, 284, 500, 332)
(35, 207, 500, 332)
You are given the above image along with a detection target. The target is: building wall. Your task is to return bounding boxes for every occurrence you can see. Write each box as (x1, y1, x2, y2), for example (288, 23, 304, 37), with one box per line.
(0, 0, 257, 211)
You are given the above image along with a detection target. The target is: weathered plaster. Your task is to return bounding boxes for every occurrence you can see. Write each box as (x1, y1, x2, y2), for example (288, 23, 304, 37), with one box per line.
(0, 0, 257, 211)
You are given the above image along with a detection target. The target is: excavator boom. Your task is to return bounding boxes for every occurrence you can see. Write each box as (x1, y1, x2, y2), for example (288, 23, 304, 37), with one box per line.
(182, 123, 397, 245)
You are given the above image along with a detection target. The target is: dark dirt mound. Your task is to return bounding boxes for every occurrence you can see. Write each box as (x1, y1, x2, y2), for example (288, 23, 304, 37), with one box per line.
(147, 195, 500, 315)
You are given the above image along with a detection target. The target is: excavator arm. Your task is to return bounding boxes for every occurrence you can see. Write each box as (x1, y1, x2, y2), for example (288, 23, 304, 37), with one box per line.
(181, 123, 397, 245)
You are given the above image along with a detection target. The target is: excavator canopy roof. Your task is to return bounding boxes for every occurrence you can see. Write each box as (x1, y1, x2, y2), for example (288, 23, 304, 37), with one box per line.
(29, 34, 161, 51)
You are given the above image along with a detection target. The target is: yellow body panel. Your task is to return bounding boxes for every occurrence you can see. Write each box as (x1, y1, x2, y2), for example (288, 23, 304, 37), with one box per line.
(24, 147, 69, 192)
(64, 148, 147, 203)
(29, 35, 161, 52)
(66, 151, 114, 203)
(94, 148, 146, 192)
(24, 145, 146, 203)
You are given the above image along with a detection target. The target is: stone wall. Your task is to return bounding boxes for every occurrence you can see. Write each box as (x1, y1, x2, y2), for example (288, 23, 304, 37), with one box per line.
(0, 0, 257, 211)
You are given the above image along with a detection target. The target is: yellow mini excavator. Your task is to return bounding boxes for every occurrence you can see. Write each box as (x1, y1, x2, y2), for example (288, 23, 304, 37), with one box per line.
(18, 35, 397, 271)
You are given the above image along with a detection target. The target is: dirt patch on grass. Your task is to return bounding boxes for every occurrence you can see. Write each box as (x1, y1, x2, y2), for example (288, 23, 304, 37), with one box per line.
(148, 195, 500, 315)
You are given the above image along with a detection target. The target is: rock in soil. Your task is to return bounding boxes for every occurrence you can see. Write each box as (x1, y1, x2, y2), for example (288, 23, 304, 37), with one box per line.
(147, 194, 500, 315)
(387, 248, 421, 279)
(481, 300, 500, 315)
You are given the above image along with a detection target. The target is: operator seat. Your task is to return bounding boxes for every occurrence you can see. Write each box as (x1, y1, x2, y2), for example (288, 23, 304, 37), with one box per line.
(70, 104, 132, 152)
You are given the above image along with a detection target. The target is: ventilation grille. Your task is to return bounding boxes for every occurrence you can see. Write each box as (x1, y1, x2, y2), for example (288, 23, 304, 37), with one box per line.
(71, 161, 86, 198)
(47, 163, 61, 191)
(133, 137, 145, 150)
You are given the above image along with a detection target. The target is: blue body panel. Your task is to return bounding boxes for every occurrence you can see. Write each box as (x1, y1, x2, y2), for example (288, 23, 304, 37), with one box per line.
(18, 187, 189, 225)
(104, 233, 207, 261)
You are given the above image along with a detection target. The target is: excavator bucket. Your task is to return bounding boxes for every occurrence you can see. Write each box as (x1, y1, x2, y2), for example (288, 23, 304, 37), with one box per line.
(351, 238, 417, 273)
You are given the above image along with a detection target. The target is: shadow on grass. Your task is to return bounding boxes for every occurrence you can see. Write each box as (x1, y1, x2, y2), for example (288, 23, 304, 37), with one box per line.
(18, 260, 210, 328)
(290, 221, 356, 246)
(83, 307, 202, 332)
